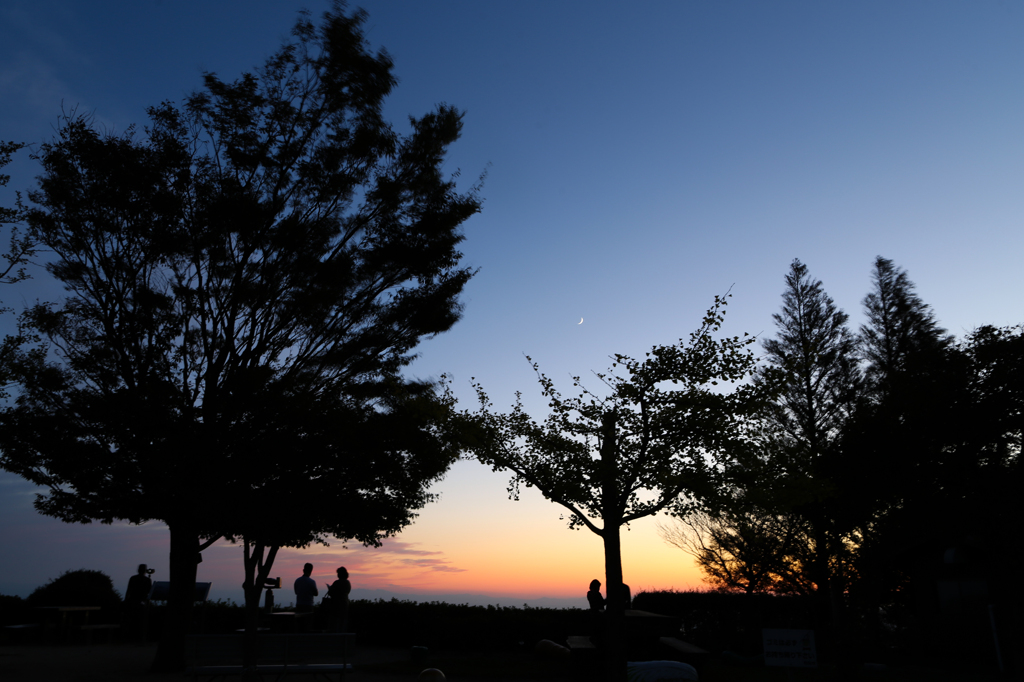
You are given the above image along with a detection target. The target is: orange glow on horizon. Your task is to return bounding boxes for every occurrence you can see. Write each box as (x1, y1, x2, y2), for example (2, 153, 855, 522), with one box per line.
(193, 462, 707, 604)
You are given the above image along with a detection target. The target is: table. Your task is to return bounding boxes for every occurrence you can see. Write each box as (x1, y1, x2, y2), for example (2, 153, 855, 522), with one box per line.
(35, 606, 101, 641)
(270, 610, 316, 633)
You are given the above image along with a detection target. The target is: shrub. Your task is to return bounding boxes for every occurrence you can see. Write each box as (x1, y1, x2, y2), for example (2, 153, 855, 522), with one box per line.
(0, 594, 30, 626)
(27, 569, 123, 616)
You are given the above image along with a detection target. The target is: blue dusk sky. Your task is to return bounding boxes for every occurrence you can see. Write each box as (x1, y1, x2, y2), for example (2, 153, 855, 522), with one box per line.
(1, 1, 1022, 605)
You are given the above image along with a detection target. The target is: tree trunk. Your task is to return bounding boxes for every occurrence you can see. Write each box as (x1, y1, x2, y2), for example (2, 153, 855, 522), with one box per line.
(240, 539, 280, 678)
(151, 520, 199, 672)
(242, 570, 263, 678)
(602, 522, 627, 682)
(827, 530, 860, 680)
(599, 411, 627, 682)
(808, 511, 836, 667)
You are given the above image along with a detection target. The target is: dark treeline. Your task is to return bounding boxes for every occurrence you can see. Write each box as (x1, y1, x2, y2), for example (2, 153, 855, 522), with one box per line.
(661, 256, 1022, 671)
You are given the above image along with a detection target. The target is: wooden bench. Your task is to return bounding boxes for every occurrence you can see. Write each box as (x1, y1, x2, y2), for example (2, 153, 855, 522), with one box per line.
(186, 633, 355, 680)
(566, 635, 597, 652)
(2, 623, 40, 643)
(658, 636, 709, 670)
(566, 635, 602, 676)
(567, 634, 709, 672)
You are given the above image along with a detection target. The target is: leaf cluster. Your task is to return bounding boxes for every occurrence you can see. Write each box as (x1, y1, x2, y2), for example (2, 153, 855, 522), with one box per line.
(465, 294, 770, 535)
(0, 141, 37, 291)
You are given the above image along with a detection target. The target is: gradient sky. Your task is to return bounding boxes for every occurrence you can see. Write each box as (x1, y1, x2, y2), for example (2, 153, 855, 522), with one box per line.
(2, 0, 1023, 606)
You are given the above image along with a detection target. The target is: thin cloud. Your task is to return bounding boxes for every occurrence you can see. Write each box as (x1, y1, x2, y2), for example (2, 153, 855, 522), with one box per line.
(373, 540, 445, 557)
(400, 557, 467, 573)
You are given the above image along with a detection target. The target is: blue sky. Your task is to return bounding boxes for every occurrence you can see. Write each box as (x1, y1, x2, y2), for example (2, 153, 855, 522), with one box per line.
(1, 0, 1022, 604)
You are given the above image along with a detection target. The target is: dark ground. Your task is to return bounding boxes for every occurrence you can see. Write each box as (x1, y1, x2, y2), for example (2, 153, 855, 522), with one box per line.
(0, 643, 572, 682)
(0, 642, 1011, 682)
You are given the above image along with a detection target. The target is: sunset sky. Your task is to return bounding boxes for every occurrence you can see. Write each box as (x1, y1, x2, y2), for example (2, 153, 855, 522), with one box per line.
(2, 0, 1023, 606)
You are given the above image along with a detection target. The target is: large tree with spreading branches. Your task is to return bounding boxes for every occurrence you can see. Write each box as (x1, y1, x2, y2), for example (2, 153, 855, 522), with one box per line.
(0, 3, 480, 670)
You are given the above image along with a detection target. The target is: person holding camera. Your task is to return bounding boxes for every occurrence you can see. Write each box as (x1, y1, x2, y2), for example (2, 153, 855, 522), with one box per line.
(124, 564, 153, 642)
(125, 564, 153, 606)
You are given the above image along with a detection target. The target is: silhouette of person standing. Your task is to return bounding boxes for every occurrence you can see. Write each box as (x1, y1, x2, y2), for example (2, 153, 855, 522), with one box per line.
(587, 578, 605, 645)
(125, 564, 153, 606)
(294, 563, 318, 614)
(326, 566, 352, 632)
(587, 579, 605, 611)
(124, 564, 153, 642)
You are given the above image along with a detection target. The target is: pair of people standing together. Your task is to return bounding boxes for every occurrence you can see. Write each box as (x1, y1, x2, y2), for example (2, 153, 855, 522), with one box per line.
(294, 563, 351, 632)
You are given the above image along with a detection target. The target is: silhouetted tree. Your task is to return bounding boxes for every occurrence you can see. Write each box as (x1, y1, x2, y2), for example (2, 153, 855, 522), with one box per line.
(677, 259, 1022, 664)
(860, 256, 952, 398)
(851, 324, 1024, 662)
(843, 258, 956, 609)
(945, 325, 1024, 567)
(0, 3, 479, 671)
(0, 141, 38, 401)
(658, 498, 807, 595)
(757, 259, 861, 651)
(466, 295, 766, 682)
(659, 423, 817, 596)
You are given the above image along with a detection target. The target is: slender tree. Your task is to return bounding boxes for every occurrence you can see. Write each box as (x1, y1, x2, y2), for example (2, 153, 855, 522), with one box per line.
(0, 3, 479, 671)
(860, 256, 951, 398)
(762, 260, 860, 459)
(466, 294, 766, 682)
(758, 259, 860, 645)
(844, 258, 956, 607)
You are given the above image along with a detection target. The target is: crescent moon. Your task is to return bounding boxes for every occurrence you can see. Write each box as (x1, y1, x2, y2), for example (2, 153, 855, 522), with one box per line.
(578, 318, 583, 324)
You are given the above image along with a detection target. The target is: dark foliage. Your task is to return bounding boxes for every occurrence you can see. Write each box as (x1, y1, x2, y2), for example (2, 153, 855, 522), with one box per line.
(0, 141, 36, 289)
(674, 257, 1023, 673)
(26, 569, 122, 617)
(633, 589, 813, 656)
(0, 593, 30, 626)
(859, 257, 951, 394)
(0, 1, 480, 670)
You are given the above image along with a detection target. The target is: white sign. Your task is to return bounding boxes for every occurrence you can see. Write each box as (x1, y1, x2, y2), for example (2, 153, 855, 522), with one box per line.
(762, 628, 817, 668)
